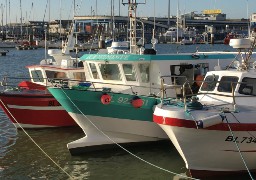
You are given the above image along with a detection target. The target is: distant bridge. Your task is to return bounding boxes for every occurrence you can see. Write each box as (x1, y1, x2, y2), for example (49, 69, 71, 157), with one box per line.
(75, 15, 248, 32)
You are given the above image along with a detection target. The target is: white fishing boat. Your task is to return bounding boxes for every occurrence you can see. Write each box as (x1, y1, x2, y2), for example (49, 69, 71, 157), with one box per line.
(153, 38, 256, 178)
(47, 1, 238, 155)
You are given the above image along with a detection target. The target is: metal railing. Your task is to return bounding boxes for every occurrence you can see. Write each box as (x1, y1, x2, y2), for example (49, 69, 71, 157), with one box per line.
(159, 75, 256, 112)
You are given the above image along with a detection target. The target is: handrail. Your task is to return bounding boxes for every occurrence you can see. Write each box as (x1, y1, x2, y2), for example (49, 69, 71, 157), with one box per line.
(159, 75, 254, 112)
(0, 76, 163, 97)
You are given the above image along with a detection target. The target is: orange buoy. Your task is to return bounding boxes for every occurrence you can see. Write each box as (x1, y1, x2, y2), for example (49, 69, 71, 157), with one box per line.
(101, 93, 111, 105)
(131, 96, 143, 108)
(195, 75, 204, 87)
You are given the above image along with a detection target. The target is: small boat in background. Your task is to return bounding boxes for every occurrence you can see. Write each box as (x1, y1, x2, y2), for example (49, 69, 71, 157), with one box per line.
(0, 40, 16, 48)
(154, 38, 256, 178)
(16, 40, 38, 50)
(180, 38, 194, 45)
(223, 32, 238, 45)
(0, 22, 83, 128)
(98, 41, 129, 54)
(0, 49, 9, 56)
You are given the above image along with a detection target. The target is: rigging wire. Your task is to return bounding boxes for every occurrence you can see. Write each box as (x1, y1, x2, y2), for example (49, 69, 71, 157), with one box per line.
(230, 112, 256, 138)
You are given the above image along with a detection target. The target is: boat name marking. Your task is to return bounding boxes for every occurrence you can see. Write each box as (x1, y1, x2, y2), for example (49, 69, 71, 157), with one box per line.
(89, 54, 129, 60)
(225, 136, 256, 143)
(116, 96, 148, 106)
(48, 100, 61, 106)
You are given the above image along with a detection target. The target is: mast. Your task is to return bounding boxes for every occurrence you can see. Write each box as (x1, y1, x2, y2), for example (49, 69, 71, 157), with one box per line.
(122, 0, 146, 54)
(5, 0, 7, 27)
(8, 0, 10, 24)
(247, 0, 250, 37)
(111, 0, 115, 41)
(1, 4, 3, 35)
(20, 0, 22, 39)
(176, 0, 179, 43)
(152, 0, 155, 49)
(167, 0, 170, 28)
(59, 0, 62, 40)
(128, 0, 137, 54)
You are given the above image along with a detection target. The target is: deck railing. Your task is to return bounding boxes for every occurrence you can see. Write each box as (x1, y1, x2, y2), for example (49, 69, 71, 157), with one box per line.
(159, 75, 255, 112)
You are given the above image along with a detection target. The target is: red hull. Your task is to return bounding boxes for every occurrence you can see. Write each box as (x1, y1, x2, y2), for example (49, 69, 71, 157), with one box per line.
(0, 91, 77, 128)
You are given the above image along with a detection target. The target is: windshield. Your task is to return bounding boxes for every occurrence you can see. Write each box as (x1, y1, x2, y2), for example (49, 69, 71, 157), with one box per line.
(200, 74, 219, 91)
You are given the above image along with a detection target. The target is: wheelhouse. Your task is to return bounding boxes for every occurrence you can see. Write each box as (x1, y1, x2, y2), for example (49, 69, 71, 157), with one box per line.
(198, 70, 256, 106)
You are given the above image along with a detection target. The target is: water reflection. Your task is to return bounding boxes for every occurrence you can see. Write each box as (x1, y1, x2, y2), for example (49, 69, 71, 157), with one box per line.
(0, 112, 17, 159)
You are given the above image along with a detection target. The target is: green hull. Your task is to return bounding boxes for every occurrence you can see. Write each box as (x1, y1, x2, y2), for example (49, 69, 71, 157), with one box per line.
(48, 88, 159, 122)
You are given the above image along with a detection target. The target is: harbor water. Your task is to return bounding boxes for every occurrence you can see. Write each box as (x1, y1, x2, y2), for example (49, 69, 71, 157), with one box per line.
(0, 44, 251, 180)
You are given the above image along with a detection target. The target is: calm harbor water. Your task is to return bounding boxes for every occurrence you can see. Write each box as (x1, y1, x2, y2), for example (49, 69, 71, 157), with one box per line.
(0, 44, 252, 180)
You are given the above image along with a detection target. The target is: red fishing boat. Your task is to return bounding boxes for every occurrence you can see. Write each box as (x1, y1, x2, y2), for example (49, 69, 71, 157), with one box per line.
(0, 23, 85, 128)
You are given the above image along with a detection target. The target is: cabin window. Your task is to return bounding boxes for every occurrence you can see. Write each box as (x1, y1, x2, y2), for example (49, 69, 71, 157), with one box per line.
(122, 64, 136, 81)
(99, 63, 122, 81)
(31, 70, 44, 82)
(89, 63, 100, 79)
(45, 70, 67, 79)
(238, 77, 256, 95)
(200, 74, 219, 91)
(171, 64, 194, 85)
(139, 64, 149, 83)
(73, 72, 86, 81)
(217, 76, 238, 93)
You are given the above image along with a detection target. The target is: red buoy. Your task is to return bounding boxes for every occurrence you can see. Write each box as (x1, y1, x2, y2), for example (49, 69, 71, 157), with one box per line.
(131, 96, 143, 108)
(101, 93, 111, 105)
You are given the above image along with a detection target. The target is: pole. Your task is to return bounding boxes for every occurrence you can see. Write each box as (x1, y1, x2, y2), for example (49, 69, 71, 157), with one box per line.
(112, 0, 115, 40)
(48, 0, 50, 41)
(176, 0, 179, 43)
(73, 0, 75, 17)
(5, 0, 7, 26)
(153, 0, 155, 49)
(59, 0, 62, 39)
(119, 0, 120, 16)
(167, 0, 170, 28)
(247, 0, 250, 37)
(20, 0, 22, 39)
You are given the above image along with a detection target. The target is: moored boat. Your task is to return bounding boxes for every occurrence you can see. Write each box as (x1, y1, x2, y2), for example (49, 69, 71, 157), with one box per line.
(153, 38, 256, 178)
(0, 49, 9, 56)
(48, 1, 237, 155)
(0, 22, 84, 128)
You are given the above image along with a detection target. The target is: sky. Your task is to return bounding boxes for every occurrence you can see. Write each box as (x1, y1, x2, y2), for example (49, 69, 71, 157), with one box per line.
(0, 0, 253, 24)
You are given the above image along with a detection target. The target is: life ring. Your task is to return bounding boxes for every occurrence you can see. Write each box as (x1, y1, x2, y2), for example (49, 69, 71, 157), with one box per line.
(195, 75, 204, 86)
(192, 54, 200, 59)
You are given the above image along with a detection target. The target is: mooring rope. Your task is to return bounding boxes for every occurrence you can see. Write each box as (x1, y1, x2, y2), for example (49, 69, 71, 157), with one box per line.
(60, 88, 200, 180)
(223, 114, 254, 180)
(0, 99, 74, 180)
(186, 109, 254, 179)
(230, 112, 256, 139)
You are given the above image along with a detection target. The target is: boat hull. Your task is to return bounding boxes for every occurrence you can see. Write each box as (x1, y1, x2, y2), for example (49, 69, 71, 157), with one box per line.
(48, 88, 168, 152)
(0, 91, 77, 128)
(153, 105, 256, 178)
